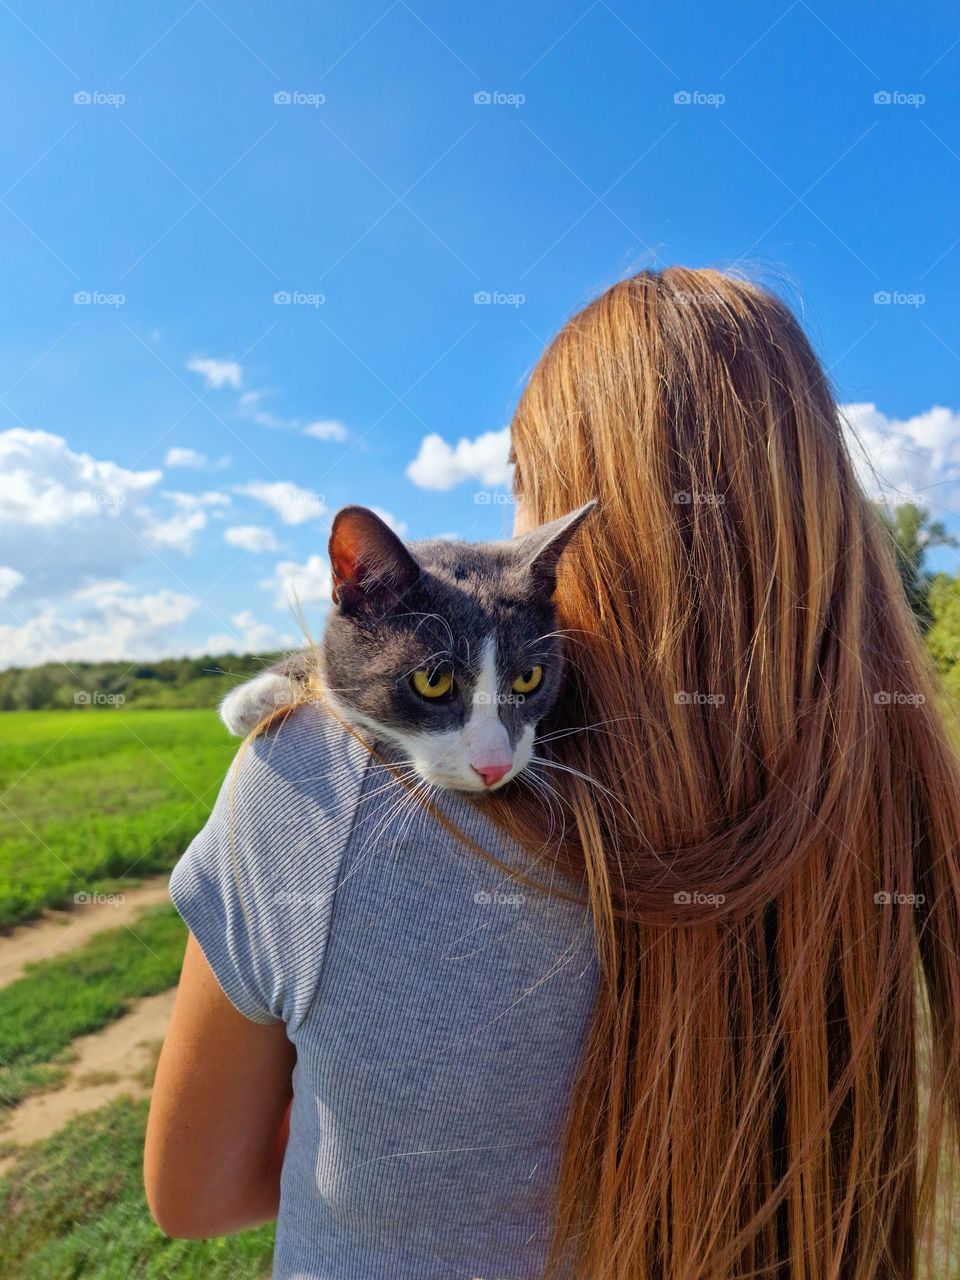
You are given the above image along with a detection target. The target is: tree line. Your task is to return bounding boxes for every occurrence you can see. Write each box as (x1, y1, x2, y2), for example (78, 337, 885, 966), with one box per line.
(0, 651, 283, 711)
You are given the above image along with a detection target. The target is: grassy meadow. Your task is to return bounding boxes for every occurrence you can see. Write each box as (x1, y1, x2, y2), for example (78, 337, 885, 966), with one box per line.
(0, 709, 235, 927)
(0, 705, 274, 1275)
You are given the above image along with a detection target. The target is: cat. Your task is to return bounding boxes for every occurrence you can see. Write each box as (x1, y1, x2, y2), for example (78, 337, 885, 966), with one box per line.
(218, 500, 595, 792)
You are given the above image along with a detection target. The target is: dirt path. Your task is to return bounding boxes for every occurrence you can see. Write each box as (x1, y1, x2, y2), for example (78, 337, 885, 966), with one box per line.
(0, 987, 177, 1176)
(0, 877, 180, 1173)
(0, 875, 172, 988)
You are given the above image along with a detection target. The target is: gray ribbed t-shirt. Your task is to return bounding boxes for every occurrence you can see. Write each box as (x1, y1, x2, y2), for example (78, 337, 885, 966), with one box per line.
(169, 702, 598, 1279)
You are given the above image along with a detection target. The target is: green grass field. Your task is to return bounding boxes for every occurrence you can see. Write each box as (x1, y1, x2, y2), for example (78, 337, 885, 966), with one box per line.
(0, 708, 265, 1273)
(0, 1096, 274, 1278)
(0, 710, 235, 927)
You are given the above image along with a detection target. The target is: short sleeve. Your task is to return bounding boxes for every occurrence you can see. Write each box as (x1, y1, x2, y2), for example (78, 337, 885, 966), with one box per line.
(169, 703, 371, 1028)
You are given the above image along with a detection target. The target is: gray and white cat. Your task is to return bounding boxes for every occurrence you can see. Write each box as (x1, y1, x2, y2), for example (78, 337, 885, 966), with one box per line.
(219, 501, 595, 792)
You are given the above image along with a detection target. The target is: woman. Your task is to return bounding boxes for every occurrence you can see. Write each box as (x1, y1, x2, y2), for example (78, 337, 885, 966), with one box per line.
(145, 268, 960, 1278)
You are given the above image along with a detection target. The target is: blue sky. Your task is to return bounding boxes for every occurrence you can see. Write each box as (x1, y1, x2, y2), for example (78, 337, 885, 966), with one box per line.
(1, 0, 958, 664)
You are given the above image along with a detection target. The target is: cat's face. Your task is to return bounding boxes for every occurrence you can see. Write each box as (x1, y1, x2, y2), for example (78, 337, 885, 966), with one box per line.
(321, 503, 594, 792)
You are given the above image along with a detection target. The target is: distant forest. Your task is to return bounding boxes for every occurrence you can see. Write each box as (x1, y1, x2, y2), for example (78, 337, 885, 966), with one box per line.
(0, 652, 285, 711)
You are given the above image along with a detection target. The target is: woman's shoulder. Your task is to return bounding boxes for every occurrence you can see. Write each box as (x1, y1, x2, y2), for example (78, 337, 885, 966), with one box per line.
(231, 700, 375, 819)
(169, 701, 377, 1027)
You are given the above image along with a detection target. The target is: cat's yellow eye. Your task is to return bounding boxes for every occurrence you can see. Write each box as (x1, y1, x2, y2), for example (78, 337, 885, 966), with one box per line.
(412, 669, 454, 699)
(512, 665, 543, 694)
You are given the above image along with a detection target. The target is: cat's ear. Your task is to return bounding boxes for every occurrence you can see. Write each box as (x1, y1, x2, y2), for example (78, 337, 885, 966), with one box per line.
(517, 499, 597, 596)
(328, 506, 420, 614)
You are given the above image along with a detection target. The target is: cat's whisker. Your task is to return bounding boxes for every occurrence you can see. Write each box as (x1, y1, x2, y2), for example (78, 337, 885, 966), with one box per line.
(527, 627, 609, 647)
(354, 773, 433, 869)
(536, 715, 650, 744)
(517, 767, 566, 849)
(524, 761, 574, 831)
(530, 754, 651, 839)
(394, 611, 455, 651)
(377, 776, 437, 905)
(532, 757, 667, 871)
(397, 651, 453, 682)
(361, 771, 423, 804)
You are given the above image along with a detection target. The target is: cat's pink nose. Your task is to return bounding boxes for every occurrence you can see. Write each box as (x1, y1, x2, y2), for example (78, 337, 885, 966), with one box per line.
(472, 762, 511, 787)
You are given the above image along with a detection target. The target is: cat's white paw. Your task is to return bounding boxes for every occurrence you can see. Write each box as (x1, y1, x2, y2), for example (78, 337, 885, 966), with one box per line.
(219, 672, 293, 736)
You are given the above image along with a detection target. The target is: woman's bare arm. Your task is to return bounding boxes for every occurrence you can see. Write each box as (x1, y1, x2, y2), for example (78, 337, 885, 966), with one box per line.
(144, 933, 296, 1238)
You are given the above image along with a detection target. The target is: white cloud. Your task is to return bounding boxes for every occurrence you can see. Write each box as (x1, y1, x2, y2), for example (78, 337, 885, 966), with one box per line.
(141, 491, 230, 555)
(0, 430, 265, 664)
(164, 446, 230, 471)
(224, 525, 280, 553)
(303, 419, 349, 443)
(235, 480, 327, 525)
(841, 403, 960, 508)
(405, 427, 512, 491)
(200, 609, 296, 654)
(0, 566, 24, 601)
(146, 509, 207, 554)
(164, 490, 230, 511)
(251, 410, 292, 430)
(186, 357, 243, 390)
(0, 429, 164, 600)
(261, 555, 332, 610)
(0, 581, 198, 667)
(0, 428, 161, 527)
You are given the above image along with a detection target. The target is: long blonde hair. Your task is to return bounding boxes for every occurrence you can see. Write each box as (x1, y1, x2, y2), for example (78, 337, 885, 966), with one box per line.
(484, 268, 960, 1278)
